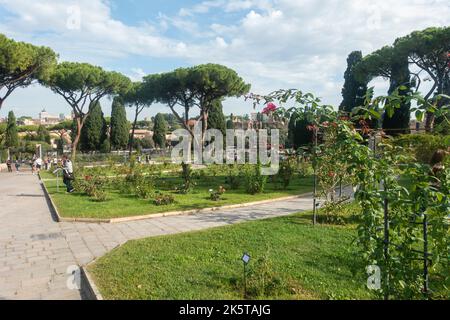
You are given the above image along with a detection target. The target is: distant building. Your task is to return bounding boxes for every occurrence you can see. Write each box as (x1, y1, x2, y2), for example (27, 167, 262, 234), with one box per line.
(39, 109, 61, 125)
(14, 109, 71, 126)
(17, 118, 38, 126)
(132, 129, 153, 139)
(230, 114, 262, 130)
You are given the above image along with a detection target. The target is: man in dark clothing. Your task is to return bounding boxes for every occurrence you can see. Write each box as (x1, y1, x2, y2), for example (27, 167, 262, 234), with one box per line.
(62, 155, 75, 193)
(6, 159, 12, 173)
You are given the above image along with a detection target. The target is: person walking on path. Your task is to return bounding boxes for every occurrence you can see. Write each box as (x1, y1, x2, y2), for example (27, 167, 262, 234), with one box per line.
(62, 155, 75, 193)
(14, 159, 21, 172)
(33, 157, 43, 175)
(6, 159, 12, 173)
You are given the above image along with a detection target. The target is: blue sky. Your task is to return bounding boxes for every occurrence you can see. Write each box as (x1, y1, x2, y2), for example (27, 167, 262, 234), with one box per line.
(0, 0, 449, 120)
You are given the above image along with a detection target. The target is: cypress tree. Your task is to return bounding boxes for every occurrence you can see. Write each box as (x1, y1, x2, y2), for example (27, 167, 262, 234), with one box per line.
(80, 101, 107, 152)
(287, 113, 298, 149)
(110, 97, 129, 150)
(153, 113, 167, 149)
(287, 112, 313, 149)
(383, 55, 411, 136)
(294, 115, 313, 148)
(340, 51, 368, 113)
(207, 100, 226, 135)
(5, 111, 19, 148)
(100, 138, 111, 153)
(226, 113, 234, 130)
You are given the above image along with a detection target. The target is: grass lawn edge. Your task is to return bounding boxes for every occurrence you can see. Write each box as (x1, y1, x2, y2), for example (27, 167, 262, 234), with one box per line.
(87, 209, 373, 300)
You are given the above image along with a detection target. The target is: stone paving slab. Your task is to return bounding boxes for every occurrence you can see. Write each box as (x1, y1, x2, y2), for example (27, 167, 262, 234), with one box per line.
(0, 171, 328, 300)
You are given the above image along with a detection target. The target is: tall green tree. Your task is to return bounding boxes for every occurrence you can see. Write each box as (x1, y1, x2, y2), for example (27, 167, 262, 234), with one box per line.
(80, 101, 107, 152)
(286, 112, 314, 149)
(36, 125, 51, 144)
(287, 113, 298, 149)
(42, 62, 131, 159)
(122, 81, 154, 155)
(382, 55, 412, 135)
(0, 34, 57, 111)
(355, 46, 411, 134)
(153, 113, 167, 149)
(110, 97, 129, 150)
(146, 69, 197, 140)
(150, 65, 250, 149)
(340, 51, 368, 113)
(5, 111, 18, 148)
(354, 46, 395, 82)
(207, 100, 226, 135)
(189, 64, 251, 144)
(162, 113, 182, 130)
(226, 113, 234, 130)
(0, 122, 6, 146)
(356, 27, 450, 132)
(394, 27, 450, 131)
(294, 114, 313, 148)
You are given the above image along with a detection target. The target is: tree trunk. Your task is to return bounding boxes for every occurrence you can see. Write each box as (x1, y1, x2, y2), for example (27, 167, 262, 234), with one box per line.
(72, 119, 82, 161)
(424, 112, 435, 133)
(0, 98, 3, 111)
(129, 107, 140, 157)
(201, 109, 209, 148)
(383, 57, 411, 136)
(184, 104, 189, 124)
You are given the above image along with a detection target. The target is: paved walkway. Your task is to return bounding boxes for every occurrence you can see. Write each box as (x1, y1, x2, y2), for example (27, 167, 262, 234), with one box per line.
(0, 172, 318, 300)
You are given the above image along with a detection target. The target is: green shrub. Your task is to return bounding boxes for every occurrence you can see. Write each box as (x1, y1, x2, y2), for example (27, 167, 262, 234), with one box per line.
(225, 164, 241, 190)
(205, 164, 224, 177)
(129, 170, 155, 199)
(209, 186, 226, 201)
(74, 175, 108, 202)
(393, 134, 449, 164)
(297, 160, 313, 178)
(244, 163, 267, 195)
(91, 190, 108, 202)
(135, 184, 155, 200)
(114, 165, 156, 199)
(319, 201, 361, 225)
(277, 157, 296, 189)
(154, 194, 175, 206)
(177, 162, 195, 194)
(116, 176, 133, 194)
(100, 139, 111, 153)
(237, 254, 291, 299)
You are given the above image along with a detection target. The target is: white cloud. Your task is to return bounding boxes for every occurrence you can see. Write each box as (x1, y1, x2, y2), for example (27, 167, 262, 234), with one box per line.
(129, 68, 147, 82)
(215, 37, 228, 48)
(181, 0, 450, 104)
(0, 0, 185, 64)
(0, 0, 449, 118)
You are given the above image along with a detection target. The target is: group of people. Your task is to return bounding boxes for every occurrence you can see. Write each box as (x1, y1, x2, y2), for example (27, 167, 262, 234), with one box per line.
(136, 154, 152, 164)
(31, 157, 61, 175)
(4, 154, 74, 193)
(5, 157, 41, 173)
(5, 158, 21, 173)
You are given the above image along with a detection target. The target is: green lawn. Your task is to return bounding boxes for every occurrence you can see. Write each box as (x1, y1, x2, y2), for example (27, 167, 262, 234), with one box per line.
(89, 208, 373, 300)
(42, 171, 314, 219)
